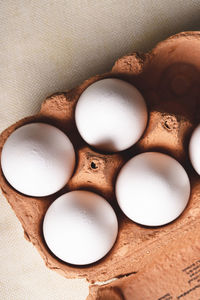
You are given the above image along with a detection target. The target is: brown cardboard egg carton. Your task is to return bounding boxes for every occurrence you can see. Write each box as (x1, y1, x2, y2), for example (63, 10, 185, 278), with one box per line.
(1, 31, 200, 299)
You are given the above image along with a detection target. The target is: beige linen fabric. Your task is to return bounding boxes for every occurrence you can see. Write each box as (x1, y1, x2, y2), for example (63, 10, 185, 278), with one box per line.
(0, 1, 200, 299)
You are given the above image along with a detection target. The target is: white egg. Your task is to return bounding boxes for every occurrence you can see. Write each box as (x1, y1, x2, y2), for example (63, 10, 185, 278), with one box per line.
(115, 152, 190, 226)
(1, 123, 75, 197)
(75, 78, 148, 152)
(189, 124, 200, 175)
(43, 190, 118, 265)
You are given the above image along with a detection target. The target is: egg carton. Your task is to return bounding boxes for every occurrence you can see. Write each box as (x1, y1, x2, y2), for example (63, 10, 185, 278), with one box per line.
(1, 31, 200, 299)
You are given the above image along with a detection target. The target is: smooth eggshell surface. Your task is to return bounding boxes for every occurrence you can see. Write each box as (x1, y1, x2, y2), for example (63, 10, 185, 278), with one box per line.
(189, 124, 200, 175)
(43, 190, 118, 265)
(115, 152, 190, 226)
(75, 78, 148, 152)
(1, 123, 75, 196)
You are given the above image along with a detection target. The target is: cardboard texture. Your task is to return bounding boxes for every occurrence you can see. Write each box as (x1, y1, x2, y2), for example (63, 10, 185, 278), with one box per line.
(1, 32, 200, 298)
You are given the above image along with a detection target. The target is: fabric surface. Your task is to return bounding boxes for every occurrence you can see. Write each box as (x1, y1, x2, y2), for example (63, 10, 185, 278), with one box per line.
(0, 1, 200, 299)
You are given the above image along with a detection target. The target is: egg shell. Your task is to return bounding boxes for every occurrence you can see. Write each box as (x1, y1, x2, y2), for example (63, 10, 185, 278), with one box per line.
(1, 32, 200, 286)
(43, 190, 118, 265)
(189, 124, 200, 175)
(116, 152, 190, 226)
(1, 123, 75, 197)
(75, 78, 148, 152)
